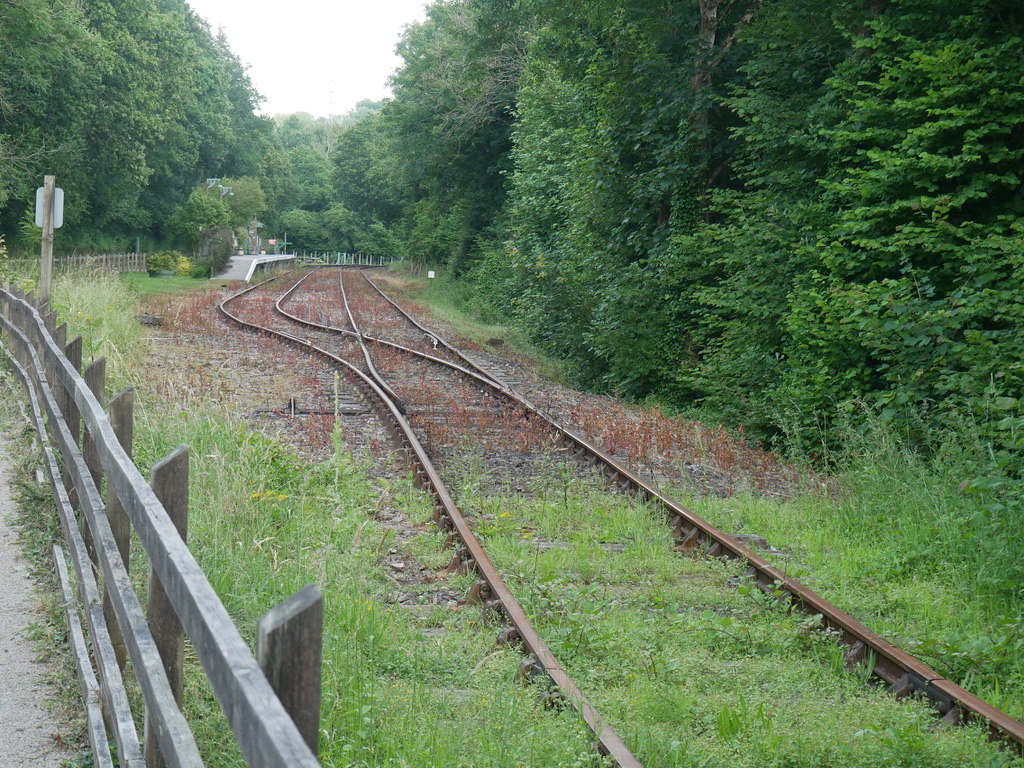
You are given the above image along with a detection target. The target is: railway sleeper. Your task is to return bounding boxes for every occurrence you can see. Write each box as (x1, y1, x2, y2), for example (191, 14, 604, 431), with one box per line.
(673, 525, 704, 552)
(494, 627, 523, 649)
(885, 672, 958, 717)
(442, 547, 475, 576)
(481, 599, 506, 622)
(842, 639, 868, 667)
(432, 509, 454, 531)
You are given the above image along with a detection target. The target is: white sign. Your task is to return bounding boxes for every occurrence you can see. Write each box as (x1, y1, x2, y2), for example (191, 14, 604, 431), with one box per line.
(35, 186, 64, 228)
(427, 270, 435, 279)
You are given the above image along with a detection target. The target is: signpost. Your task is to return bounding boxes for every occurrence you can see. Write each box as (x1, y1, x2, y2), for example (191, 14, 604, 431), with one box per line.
(35, 176, 64, 306)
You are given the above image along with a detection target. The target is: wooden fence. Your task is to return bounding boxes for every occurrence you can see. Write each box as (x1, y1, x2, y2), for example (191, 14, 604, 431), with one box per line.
(55, 253, 148, 272)
(0, 286, 324, 767)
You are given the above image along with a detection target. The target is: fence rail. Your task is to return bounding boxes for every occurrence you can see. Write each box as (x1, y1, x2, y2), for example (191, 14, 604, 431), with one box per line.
(0, 286, 323, 767)
(294, 251, 396, 266)
(55, 253, 148, 272)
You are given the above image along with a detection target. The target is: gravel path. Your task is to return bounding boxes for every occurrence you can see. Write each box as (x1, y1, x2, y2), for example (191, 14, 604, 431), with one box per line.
(0, 436, 74, 767)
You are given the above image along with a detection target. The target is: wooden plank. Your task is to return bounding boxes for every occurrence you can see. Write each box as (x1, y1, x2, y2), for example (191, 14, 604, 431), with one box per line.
(106, 387, 135, 670)
(82, 357, 106, 563)
(2, 289, 317, 767)
(257, 585, 323, 756)
(0, 310, 198, 768)
(2, 345, 145, 768)
(146, 445, 189, 768)
(54, 545, 116, 768)
(62, 335, 83, 513)
(63, 336, 83, 441)
(83, 357, 106, 487)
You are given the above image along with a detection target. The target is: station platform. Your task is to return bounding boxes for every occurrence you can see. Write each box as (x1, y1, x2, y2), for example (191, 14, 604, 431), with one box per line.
(213, 253, 295, 282)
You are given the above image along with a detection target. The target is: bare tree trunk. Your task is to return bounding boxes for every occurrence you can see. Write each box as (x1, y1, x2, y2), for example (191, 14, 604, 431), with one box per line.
(688, 0, 762, 221)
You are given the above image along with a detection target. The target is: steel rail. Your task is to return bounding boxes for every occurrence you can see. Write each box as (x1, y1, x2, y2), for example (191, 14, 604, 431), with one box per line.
(277, 269, 405, 411)
(218, 278, 645, 768)
(359, 270, 504, 385)
(276, 267, 1024, 749)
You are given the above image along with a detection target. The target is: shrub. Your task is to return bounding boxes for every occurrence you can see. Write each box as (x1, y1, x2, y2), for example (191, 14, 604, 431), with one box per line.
(190, 260, 212, 278)
(147, 250, 180, 272)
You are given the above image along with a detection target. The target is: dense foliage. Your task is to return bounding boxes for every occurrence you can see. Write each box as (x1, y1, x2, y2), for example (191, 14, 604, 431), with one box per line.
(0, 0, 276, 254)
(347, 0, 1023, 462)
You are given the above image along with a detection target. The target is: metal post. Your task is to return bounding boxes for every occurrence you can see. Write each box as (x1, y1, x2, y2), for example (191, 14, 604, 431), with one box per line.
(40, 176, 55, 306)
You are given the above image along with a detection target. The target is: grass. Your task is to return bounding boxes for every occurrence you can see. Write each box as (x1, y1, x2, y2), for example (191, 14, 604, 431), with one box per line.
(429, 451, 1023, 767)
(119, 271, 214, 298)
(49, 269, 157, 390)
(686, 434, 1024, 725)
(133, 407, 612, 767)
(7, 266, 1022, 767)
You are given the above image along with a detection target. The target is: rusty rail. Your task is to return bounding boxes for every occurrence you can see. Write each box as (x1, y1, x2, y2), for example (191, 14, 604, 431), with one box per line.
(219, 278, 645, 768)
(269, 267, 1024, 749)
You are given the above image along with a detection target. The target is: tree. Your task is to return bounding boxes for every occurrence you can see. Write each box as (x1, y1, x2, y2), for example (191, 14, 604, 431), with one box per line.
(379, 0, 528, 272)
(0, 0, 282, 252)
(220, 176, 268, 227)
(167, 185, 230, 255)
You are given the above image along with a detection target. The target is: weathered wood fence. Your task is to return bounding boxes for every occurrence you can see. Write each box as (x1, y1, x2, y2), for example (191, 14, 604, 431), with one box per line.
(55, 253, 148, 272)
(0, 286, 324, 767)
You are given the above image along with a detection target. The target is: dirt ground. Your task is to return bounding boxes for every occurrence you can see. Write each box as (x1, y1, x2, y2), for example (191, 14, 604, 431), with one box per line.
(0, 433, 74, 767)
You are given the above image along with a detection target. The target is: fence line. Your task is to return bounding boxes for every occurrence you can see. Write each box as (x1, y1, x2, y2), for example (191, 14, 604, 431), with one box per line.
(55, 253, 148, 272)
(0, 286, 323, 767)
(294, 251, 396, 266)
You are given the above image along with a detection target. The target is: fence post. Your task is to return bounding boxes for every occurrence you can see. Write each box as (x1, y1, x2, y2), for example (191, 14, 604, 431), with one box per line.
(53, 322, 66, 351)
(83, 357, 106, 488)
(145, 445, 189, 768)
(47, 323, 67, 443)
(105, 386, 135, 670)
(62, 336, 83, 511)
(257, 584, 323, 756)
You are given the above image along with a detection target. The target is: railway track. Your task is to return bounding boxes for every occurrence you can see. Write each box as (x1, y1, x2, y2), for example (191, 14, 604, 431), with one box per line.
(220, 270, 643, 767)
(220, 267, 1024, 763)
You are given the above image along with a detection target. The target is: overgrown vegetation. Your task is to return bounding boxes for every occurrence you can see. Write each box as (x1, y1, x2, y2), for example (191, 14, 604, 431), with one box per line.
(15, 271, 1017, 767)
(6, 1, 1021, 471)
(4, 0, 1024, 756)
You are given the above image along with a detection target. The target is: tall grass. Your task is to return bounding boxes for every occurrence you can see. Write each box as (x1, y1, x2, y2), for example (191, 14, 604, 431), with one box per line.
(135, 407, 608, 767)
(51, 268, 151, 389)
(438, 455, 1020, 768)
(689, 417, 1024, 724)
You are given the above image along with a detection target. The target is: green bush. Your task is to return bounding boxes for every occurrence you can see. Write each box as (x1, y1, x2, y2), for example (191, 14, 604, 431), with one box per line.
(189, 260, 212, 278)
(146, 250, 180, 272)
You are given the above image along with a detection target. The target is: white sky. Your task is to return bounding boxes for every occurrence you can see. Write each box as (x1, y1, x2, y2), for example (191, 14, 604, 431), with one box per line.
(185, 0, 430, 118)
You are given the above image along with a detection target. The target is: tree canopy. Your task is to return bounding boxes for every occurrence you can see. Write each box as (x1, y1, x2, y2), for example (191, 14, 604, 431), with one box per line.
(4, 0, 1021, 464)
(0, 0, 277, 252)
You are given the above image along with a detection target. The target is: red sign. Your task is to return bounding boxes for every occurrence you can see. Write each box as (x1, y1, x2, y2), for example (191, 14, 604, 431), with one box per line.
(268, 239, 278, 245)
